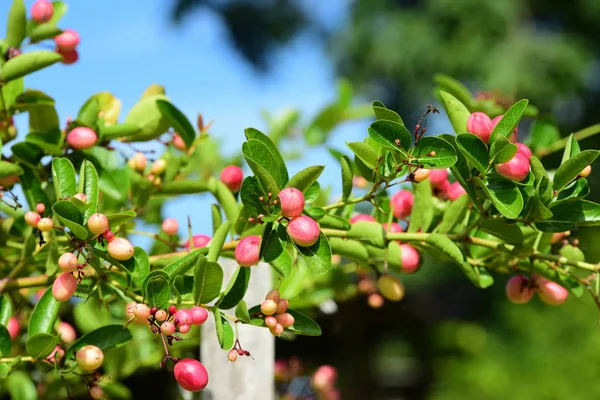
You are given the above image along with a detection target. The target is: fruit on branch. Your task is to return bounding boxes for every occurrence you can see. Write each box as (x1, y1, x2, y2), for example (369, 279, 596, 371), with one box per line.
(31, 0, 53, 23)
(261, 300, 278, 316)
(58, 49, 78, 65)
(367, 293, 384, 308)
(269, 323, 284, 336)
(52, 272, 77, 302)
(265, 289, 280, 302)
(67, 127, 97, 150)
(55, 29, 80, 51)
(168, 305, 177, 315)
(400, 244, 420, 273)
(88, 213, 109, 235)
(36, 203, 45, 214)
(390, 190, 414, 219)
(107, 237, 134, 261)
(38, 217, 54, 232)
(128, 152, 147, 172)
(446, 182, 467, 201)
(276, 299, 289, 314)
(45, 345, 64, 363)
(382, 222, 403, 233)
(160, 322, 176, 335)
(24, 211, 41, 227)
(413, 168, 430, 182)
(132, 304, 151, 322)
(265, 316, 277, 328)
(220, 165, 244, 192)
(350, 214, 376, 224)
(174, 309, 191, 326)
(551, 231, 570, 244)
(183, 234, 212, 249)
(58, 252, 79, 272)
(516, 142, 532, 159)
(495, 152, 530, 182)
(227, 349, 238, 362)
(535, 277, 569, 306)
(491, 114, 518, 142)
(235, 235, 261, 266)
(172, 134, 188, 152)
(7, 317, 19, 340)
(75, 345, 104, 372)
(89, 385, 104, 400)
(429, 169, 449, 189)
(189, 307, 208, 325)
(151, 159, 167, 175)
(580, 165, 592, 178)
(287, 216, 320, 247)
(73, 193, 88, 203)
(162, 218, 179, 236)
(467, 112, 494, 144)
(278, 187, 305, 217)
(377, 275, 405, 301)
(178, 324, 190, 334)
(312, 365, 338, 391)
(57, 322, 77, 343)
(155, 309, 168, 322)
(173, 358, 209, 392)
(505, 275, 535, 304)
(275, 313, 295, 328)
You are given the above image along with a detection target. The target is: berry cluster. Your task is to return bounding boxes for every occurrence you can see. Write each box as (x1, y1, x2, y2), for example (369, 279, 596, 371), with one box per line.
(30, 0, 81, 64)
(505, 274, 568, 306)
(258, 290, 295, 336)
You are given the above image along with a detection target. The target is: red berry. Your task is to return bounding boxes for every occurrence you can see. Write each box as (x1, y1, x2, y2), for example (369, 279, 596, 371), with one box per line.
(76, 345, 104, 371)
(287, 216, 320, 247)
(174, 358, 209, 392)
(104, 230, 115, 242)
(150, 307, 158, 315)
(7, 317, 19, 340)
(55, 29, 80, 51)
(278, 187, 305, 218)
(399, 244, 420, 273)
(445, 182, 467, 201)
(36, 203, 45, 214)
(168, 305, 177, 315)
(390, 190, 414, 219)
(220, 165, 244, 192)
(174, 309, 191, 326)
(24, 211, 41, 227)
(31, 0, 53, 23)
(183, 234, 212, 249)
(234, 235, 261, 267)
(67, 127, 97, 150)
(57, 48, 78, 65)
(429, 169, 449, 189)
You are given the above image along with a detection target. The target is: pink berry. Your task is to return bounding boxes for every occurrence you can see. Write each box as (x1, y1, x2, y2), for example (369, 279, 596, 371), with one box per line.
(278, 187, 305, 218)
(367, 293, 384, 309)
(429, 169, 449, 189)
(75, 345, 104, 371)
(57, 322, 77, 343)
(58, 48, 78, 65)
(265, 315, 277, 328)
(173, 134, 187, 151)
(276, 299, 289, 314)
(174, 358, 209, 392)
(155, 310, 168, 322)
(349, 214, 376, 224)
(104, 230, 115, 242)
(58, 252, 79, 272)
(413, 169, 430, 182)
(261, 300, 278, 316)
(189, 307, 208, 325)
(580, 165, 592, 178)
(535, 277, 568, 306)
(31, 0, 53, 23)
(162, 218, 179, 236)
(491, 114, 518, 142)
(400, 244, 420, 273)
(466, 112, 494, 144)
(45, 345, 64, 363)
(7, 317, 19, 340)
(37, 217, 54, 232)
(227, 349, 238, 362)
(377, 275, 405, 301)
(36, 203, 45, 214)
(107, 237, 134, 261)
(275, 313, 294, 329)
(24, 211, 41, 227)
(265, 289, 280, 302)
(516, 142, 532, 159)
(382, 222, 403, 233)
(54, 29, 80, 51)
(220, 165, 244, 192)
(73, 193, 88, 203)
(390, 190, 414, 219)
(183, 234, 212, 249)
(174, 309, 192, 326)
(67, 127, 97, 150)
(495, 152, 530, 182)
(269, 323, 284, 336)
(446, 182, 467, 201)
(313, 365, 338, 391)
(133, 304, 151, 322)
(287, 216, 320, 247)
(161, 321, 176, 335)
(52, 272, 77, 302)
(505, 275, 534, 304)
(89, 385, 104, 400)
(178, 324, 191, 334)
(234, 235, 261, 267)
(128, 152, 147, 172)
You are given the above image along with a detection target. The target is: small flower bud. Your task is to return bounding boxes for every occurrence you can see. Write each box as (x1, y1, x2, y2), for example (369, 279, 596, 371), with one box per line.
(151, 159, 167, 175)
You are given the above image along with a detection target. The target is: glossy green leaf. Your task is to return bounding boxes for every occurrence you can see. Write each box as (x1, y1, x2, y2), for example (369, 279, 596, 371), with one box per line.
(434, 74, 473, 109)
(213, 308, 235, 349)
(426, 233, 465, 264)
(329, 237, 370, 260)
(0, 50, 62, 82)
(52, 201, 87, 239)
(346, 141, 378, 169)
(561, 134, 581, 165)
(65, 325, 132, 362)
(456, 133, 489, 174)
(341, 155, 353, 200)
(475, 177, 524, 219)
(524, 182, 554, 221)
(156, 99, 195, 149)
(346, 221, 386, 248)
(143, 271, 171, 310)
(489, 99, 528, 143)
(490, 135, 517, 163)
(0, 295, 13, 326)
(372, 100, 404, 125)
(554, 178, 590, 206)
(106, 210, 137, 226)
(259, 222, 286, 262)
(553, 150, 600, 191)
(244, 128, 288, 178)
(367, 120, 411, 153)
(78, 160, 99, 220)
(25, 333, 59, 359)
(271, 248, 293, 278)
(193, 255, 223, 305)
(240, 176, 269, 216)
(286, 165, 324, 192)
(536, 200, 600, 232)
(28, 287, 60, 336)
(304, 181, 321, 203)
(51, 157, 76, 199)
(458, 262, 495, 289)
(413, 136, 458, 169)
(434, 193, 471, 234)
(0, 161, 23, 178)
(6, 0, 26, 48)
(306, 207, 325, 220)
(439, 91, 470, 134)
(0, 356, 21, 379)
(0, 325, 11, 357)
(234, 300, 251, 323)
(207, 221, 231, 263)
(294, 233, 331, 275)
(408, 180, 433, 233)
(164, 248, 206, 278)
(29, 23, 62, 43)
(528, 118, 561, 153)
(319, 215, 351, 231)
(121, 247, 149, 288)
(124, 94, 170, 141)
(218, 266, 251, 310)
(529, 157, 552, 204)
(242, 139, 284, 195)
(479, 219, 523, 245)
(0, 77, 24, 111)
(286, 309, 322, 336)
(4, 370, 36, 400)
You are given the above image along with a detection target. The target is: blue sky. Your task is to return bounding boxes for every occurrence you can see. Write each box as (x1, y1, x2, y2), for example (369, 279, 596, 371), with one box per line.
(0, 0, 375, 242)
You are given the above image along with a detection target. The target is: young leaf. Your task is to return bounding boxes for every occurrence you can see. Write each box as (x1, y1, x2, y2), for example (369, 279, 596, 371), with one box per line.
(286, 165, 324, 192)
(122, 247, 150, 288)
(489, 100, 529, 143)
(105, 211, 137, 226)
(218, 266, 251, 310)
(294, 233, 332, 275)
(439, 91, 470, 134)
(346, 142, 378, 169)
(0, 326, 11, 357)
(372, 100, 404, 125)
(367, 120, 411, 153)
(164, 248, 206, 278)
(553, 150, 599, 191)
(408, 180, 433, 233)
(28, 288, 60, 336)
(341, 155, 353, 200)
(434, 74, 473, 109)
(143, 271, 171, 310)
(242, 139, 283, 195)
(0, 50, 62, 82)
(286, 309, 322, 336)
(478, 219, 523, 245)
(319, 215, 351, 230)
(425, 233, 465, 264)
(490, 135, 517, 164)
(64, 325, 132, 362)
(193, 256, 223, 305)
(79, 160, 99, 220)
(561, 134, 581, 165)
(235, 300, 251, 323)
(5, 0, 26, 48)
(207, 221, 231, 263)
(124, 94, 171, 141)
(413, 136, 458, 168)
(156, 100, 195, 149)
(536, 200, 600, 232)
(25, 333, 59, 359)
(456, 133, 489, 174)
(51, 157, 77, 199)
(244, 127, 289, 183)
(53, 201, 88, 240)
(259, 222, 286, 262)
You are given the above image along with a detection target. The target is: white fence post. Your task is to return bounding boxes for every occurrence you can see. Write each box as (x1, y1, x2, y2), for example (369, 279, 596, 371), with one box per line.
(201, 261, 275, 400)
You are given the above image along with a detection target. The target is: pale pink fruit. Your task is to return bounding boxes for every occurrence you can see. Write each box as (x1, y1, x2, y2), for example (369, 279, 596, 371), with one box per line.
(278, 187, 305, 218)
(265, 315, 277, 328)
(261, 300, 278, 316)
(128, 152, 147, 172)
(183, 234, 211, 249)
(505, 275, 534, 304)
(155, 310, 168, 322)
(287, 216, 320, 247)
(151, 159, 167, 175)
(178, 324, 191, 334)
(7, 317, 19, 340)
(378, 275, 405, 301)
(174, 359, 209, 392)
(54, 29, 80, 51)
(89, 385, 104, 400)
(234, 235, 261, 267)
(52, 272, 77, 302)
(429, 169, 449, 189)
(57, 322, 77, 343)
(107, 237, 134, 261)
(265, 289, 280, 302)
(446, 182, 467, 201)
(495, 152, 530, 182)
(313, 365, 338, 391)
(31, 0, 53, 23)
(88, 213, 109, 235)
(227, 349, 238, 362)
(132, 303, 151, 322)
(413, 169, 430, 182)
(467, 112, 494, 144)
(161, 321, 176, 335)
(491, 114, 518, 142)
(173, 133, 187, 152)
(162, 218, 179, 236)
(58, 252, 78, 272)
(189, 307, 208, 325)
(275, 313, 294, 329)
(45, 345, 64, 363)
(36, 203, 45, 214)
(580, 165, 592, 178)
(220, 165, 243, 192)
(535, 277, 568, 306)
(58, 48, 78, 65)
(516, 142, 532, 159)
(390, 190, 414, 219)
(350, 214, 376, 224)
(276, 299, 289, 314)
(67, 127, 97, 150)
(269, 323, 284, 336)
(174, 309, 192, 326)
(367, 293, 384, 309)
(75, 345, 104, 371)
(24, 211, 41, 227)
(73, 192, 88, 203)
(400, 244, 420, 273)
(37, 217, 54, 232)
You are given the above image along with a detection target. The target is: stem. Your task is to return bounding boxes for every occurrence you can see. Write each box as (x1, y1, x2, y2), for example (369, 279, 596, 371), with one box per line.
(0, 275, 50, 293)
(536, 124, 600, 157)
(0, 356, 33, 363)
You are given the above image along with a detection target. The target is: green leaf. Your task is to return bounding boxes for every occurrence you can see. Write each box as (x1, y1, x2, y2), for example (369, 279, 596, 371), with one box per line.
(306, 207, 325, 220)
(475, 177, 524, 219)
(455, 133, 489, 174)
(6, 0, 26, 48)
(78, 160, 99, 220)
(124, 94, 170, 141)
(554, 178, 589, 206)
(5, 370, 37, 400)
(439, 91, 470, 134)
(213, 308, 235, 349)
(0, 356, 21, 379)
(478, 219, 523, 245)
(0, 295, 13, 326)
(408, 180, 433, 233)
(294, 233, 331, 275)
(553, 150, 600, 191)
(77, 91, 121, 127)
(240, 176, 269, 216)
(0, 50, 62, 82)
(286, 165, 324, 192)
(489, 99, 528, 143)
(524, 182, 554, 221)
(156, 99, 195, 149)
(367, 120, 411, 153)
(193, 255, 223, 305)
(372, 100, 404, 125)
(48, 2, 68, 24)
(122, 247, 149, 288)
(106, 211, 137, 226)
(29, 23, 62, 43)
(319, 215, 351, 231)
(528, 118, 561, 153)
(434, 74, 473, 109)
(536, 200, 600, 232)
(52, 201, 87, 239)
(271, 249, 293, 278)
(234, 300, 251, 323)
(1, 77, 24, 110)
(341, 155, 353, 200)
(218, 266, 251, 310)
(561, 134, 581, 165)
(346, 221, 386, 247)
(244, 128, 288, 177)
(28, 287, 60, 336)
(457, 262, 495, 289)
(242, 139, 284, 195)
(259, 222, 286, 262)
(65, 325, 132, 362)
(304, 181, 321, 203)
(19, 165, 49, 210)
(425, 233, 465, 264)
(0, 325, 11, 357)
(413, 136, 458, 169)
(434, 192, 470, 234)
(143, 271, 171, 310)
(529, 156, 552, 204)
(346, 141, 378, 169)
(51, 157, 77, 199)
(286, 309, 322, 336)
(0, 161, 23, 178)
(25, 333, 59, 359)
(490, 135, 517, 164)
(164, 248, 206, 278)
(207, 221, 231, 263)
